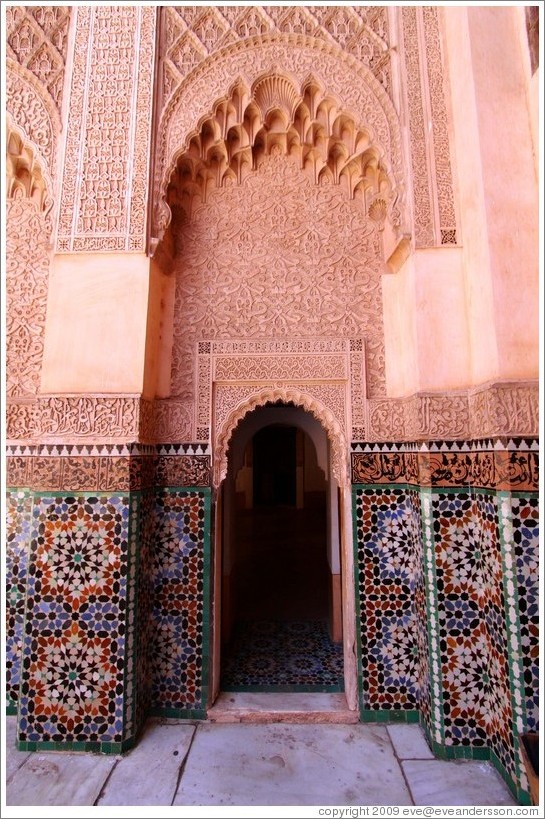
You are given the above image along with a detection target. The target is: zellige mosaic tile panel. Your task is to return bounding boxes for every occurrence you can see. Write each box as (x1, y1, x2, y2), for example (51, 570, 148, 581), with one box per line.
(151, 489, 210, 714)
(476, 492, 517, 781)
(6, 488, 32, 710)
(432, 491, 487, 747)
(354, 487, 422, 713)
(18, 494, 130, 746)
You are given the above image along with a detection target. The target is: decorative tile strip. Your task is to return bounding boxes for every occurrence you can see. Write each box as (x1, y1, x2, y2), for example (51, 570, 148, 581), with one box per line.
(497, 494, 527, 790)
(155, 443, 211, 456)
(151, 489, 211, 713)
(354, 487, 423, 712)
(420, 488, 445, 745)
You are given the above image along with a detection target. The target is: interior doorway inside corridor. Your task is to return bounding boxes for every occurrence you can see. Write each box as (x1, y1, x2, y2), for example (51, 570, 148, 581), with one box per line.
(219, 403, 344, 693)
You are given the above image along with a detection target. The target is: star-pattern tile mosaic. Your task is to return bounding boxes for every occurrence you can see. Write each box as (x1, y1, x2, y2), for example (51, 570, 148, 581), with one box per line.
(19, 494, 130, 745)
(355, 487, 422, 711)
(151, 490, 209, 713)
(4, 437, 538, 804)
(433, 492, 488, 747)
(221, 619, 344, 690)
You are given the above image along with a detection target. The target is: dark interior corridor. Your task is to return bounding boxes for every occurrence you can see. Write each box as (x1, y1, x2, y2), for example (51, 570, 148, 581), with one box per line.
(220, 420, 343, 691)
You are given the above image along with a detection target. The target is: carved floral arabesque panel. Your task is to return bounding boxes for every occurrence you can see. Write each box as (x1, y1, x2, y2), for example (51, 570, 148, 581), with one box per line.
(167, 152, 384, 444)
(6, 63, 60, 175)
(6, 200, 50, 400)
(55, 6, 155, 252)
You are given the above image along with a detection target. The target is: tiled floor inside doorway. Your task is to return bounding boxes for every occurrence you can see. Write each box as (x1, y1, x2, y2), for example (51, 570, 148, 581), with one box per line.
(221, 618, 344, 691)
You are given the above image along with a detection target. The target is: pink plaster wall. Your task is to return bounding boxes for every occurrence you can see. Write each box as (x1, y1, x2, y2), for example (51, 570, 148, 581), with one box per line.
(41, 253, 150, 394)
(442, 5, 539, 385)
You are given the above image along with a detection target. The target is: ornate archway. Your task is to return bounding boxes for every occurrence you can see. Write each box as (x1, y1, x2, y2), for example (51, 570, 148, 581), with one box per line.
(152, 29, 405, 239)
(214, 386, 349, 489)
(210, 388, 358, 711)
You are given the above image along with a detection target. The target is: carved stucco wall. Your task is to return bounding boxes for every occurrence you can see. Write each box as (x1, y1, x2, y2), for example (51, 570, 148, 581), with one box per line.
(152, 14, 404, 245)
(55, 5, 155, 252)
(6, 5, 69, 185)
(5, 5, 67, 434)
(400, 6, 458, 247)
(4, 5, 537, 445)
(159, 5, 392, 105)
(161, 151, 381, 449)
(152, 5, 457, 250)
(6, 5, 71, 116)
(6, 199, 50, 401)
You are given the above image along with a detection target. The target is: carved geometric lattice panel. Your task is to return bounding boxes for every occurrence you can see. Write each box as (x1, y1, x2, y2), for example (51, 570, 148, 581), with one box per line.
(159, 5, 391, 112)
(6, 5, 71, 115)
(401, 6, 458, 247)
(192, 338, 367, 447)
(55, 6, 155, 252)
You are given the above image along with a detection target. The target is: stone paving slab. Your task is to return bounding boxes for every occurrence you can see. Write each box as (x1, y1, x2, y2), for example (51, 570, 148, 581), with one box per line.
(402, 759, 518, 806)
(3, 716, 524, 809)
(4, 714, 32, 782)
(6, 751, 117, 807)
(174, 722, 413, 806)
(386, 724, 435, 760)
(97, 719, 196, 806)
(208, 692, 358, 724)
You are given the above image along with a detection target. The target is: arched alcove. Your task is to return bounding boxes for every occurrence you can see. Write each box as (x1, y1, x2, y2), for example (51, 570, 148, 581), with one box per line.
(218, 402, 344, 696)
(159, 69, 398, 274)
(5, 119, 54, 406)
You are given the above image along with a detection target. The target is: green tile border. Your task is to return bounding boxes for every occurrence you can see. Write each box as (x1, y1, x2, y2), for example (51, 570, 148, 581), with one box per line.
(360, 709, 420, 723)
(148, 706, 207, 720)
(489, 747, 532, 806)
(496, 490, 526, 792)
(16, 739, 128, 755)
(26, 489, 131, 499)
(200, 488, 212, 713)
(418, 663, 529, 806)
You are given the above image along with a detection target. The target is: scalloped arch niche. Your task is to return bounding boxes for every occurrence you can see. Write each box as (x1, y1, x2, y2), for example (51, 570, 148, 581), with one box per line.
(156, 69, 395, 446)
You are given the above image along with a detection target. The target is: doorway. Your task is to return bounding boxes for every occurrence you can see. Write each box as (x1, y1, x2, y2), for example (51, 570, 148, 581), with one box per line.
(219, 404, 344, 693)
